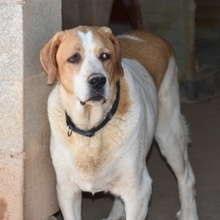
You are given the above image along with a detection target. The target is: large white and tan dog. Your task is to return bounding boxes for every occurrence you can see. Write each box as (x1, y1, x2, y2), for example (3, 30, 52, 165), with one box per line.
(40, 26, 198, 220)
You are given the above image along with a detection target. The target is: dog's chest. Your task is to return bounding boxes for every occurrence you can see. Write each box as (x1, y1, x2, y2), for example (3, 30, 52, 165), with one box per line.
(73, 140, 109, 173)
(65, 136, 121, 192)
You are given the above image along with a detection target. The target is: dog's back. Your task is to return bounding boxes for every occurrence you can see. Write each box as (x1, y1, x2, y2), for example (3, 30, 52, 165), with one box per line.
(117, 30, 175, 91)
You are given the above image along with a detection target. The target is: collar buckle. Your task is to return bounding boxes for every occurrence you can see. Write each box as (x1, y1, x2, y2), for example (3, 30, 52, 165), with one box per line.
(67, 126, 73, 137)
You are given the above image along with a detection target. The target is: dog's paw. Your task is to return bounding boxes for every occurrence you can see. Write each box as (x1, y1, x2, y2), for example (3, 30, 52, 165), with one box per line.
(174, 211, 199, 220)
(174, 210, 182, 220)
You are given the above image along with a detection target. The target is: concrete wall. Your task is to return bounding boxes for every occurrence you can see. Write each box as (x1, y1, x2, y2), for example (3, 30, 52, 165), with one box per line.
(0, 0, 61, 219)
(196, 0, 220, 40)
(62, 0, 114, 30)
(140, 0, 196, 80)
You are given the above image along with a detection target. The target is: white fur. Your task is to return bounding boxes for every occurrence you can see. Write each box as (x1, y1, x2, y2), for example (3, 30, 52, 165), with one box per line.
(117, 34, 145, 42)
(74, 31, 110, 103)
(47, 31, 198, 220)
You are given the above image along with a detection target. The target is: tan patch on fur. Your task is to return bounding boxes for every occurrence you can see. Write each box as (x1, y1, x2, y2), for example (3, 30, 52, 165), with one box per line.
(87, 26, 124, 81)
(118, 30, 175, 91)
(72, 137, 110, 174)
(116, 77, 131, 117)
(56, 31, 85, 93)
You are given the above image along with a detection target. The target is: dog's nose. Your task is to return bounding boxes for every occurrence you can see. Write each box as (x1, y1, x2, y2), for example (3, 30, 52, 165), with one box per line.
(88, 74, 106, 89)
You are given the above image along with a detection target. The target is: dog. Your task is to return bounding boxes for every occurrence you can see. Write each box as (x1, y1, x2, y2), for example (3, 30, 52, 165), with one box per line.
(40, 26, 198, 220)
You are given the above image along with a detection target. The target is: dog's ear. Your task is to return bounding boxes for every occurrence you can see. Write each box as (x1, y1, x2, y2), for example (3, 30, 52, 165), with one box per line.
(40, 32, 64, 84)
(101, 27, 124, 79)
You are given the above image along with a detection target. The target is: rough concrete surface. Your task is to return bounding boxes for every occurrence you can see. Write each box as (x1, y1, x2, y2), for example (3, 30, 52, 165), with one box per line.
(0, 0, 61, 219)
(0, 151, 24, 220)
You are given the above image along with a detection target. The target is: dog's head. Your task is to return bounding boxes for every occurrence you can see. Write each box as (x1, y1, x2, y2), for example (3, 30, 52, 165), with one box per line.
(40, 26, 123, 106)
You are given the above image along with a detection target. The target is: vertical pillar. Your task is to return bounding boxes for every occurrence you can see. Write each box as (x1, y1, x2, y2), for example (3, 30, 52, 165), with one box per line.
(0, 0, 61, 219)
(181, 0, 196, 80)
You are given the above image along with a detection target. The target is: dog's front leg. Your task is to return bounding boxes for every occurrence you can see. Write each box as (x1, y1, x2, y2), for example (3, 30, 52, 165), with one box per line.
(122, 187, 151, 220)
(102, 197, 125, 220)
(119, 168, 152, 220)
(56, 183, 82, 220)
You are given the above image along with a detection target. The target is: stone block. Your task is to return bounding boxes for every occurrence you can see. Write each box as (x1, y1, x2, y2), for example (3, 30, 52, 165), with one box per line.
(23, 0, 61, 77)
(0, 4, 23, 80)
(0, 150, 24, 220)
(180, 70, 220, 102)
(0, 0, 25, 4)
(23, 72, 58, 219)
(145, 13, 182, 31)
(23, 72, 52, 154)
(0, 0, 61, 219)
(140, 0, 181, 15)
(156, 29, 182, 46)
(0, 79, 24, 153)
(62, 0, 114, 29)
(24, 145, 58, 220)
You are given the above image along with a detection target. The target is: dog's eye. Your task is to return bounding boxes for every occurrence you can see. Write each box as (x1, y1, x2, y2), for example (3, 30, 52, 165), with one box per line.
(100, 53, 111, 62)
(68, 53, 81, 64)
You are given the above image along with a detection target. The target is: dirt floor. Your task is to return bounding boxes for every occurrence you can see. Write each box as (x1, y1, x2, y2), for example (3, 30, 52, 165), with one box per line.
(55, 94, 220, 220)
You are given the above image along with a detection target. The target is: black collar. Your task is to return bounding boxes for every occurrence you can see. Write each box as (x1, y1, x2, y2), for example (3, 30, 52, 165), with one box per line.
(65, 81, 120, 137)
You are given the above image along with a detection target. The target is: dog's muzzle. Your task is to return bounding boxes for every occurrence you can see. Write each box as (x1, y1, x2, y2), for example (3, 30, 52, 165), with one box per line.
(88, 74, 106, 89)
(86, 74, 107, 103)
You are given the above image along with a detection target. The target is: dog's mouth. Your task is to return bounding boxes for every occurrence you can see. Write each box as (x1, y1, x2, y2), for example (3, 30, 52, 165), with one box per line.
(88, 94, 106, 102)
(79, 93, 106, 106)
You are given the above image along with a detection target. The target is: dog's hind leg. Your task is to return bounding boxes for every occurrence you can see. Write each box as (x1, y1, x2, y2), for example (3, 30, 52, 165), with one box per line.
(102, 197, 125, 220)
(155, 115, 198, 220)
(155, 57, 198, 220)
